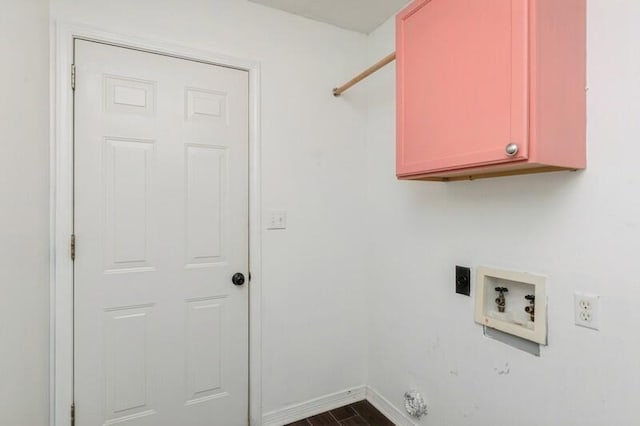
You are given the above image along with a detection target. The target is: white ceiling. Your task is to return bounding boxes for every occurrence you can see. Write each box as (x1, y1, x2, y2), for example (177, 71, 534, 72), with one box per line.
(248, 0, 411, 34)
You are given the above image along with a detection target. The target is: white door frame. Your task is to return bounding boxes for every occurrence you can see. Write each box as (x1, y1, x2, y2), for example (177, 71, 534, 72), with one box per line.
(50, 23, 263, 426)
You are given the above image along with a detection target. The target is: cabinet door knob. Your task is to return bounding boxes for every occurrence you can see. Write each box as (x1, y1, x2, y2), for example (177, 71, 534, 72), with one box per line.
(505, 143, 519, 157)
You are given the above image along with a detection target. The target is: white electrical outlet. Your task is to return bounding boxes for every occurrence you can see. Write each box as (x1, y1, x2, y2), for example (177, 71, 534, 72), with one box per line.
(574, 292, 600, 330)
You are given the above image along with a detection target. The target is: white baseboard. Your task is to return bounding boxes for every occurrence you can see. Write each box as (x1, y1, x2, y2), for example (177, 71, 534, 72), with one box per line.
(365, 386, 418, 426)
(262, 385, 367, 426)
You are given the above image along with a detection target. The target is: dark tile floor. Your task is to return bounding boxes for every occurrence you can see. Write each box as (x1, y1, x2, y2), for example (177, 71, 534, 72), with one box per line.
(285, 400, 394, 426)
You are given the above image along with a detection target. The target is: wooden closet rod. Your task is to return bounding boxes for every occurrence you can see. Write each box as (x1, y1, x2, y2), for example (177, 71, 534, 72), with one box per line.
(333, 52, 396, 97)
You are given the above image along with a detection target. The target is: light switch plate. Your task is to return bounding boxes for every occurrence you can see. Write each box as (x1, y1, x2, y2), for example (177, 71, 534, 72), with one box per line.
(267, 210, 287, 230)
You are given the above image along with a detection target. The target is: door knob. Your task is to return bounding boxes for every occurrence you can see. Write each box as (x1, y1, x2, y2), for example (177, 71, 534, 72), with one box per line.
(232, 273, 246, 286)
(505, 143, 519, 157)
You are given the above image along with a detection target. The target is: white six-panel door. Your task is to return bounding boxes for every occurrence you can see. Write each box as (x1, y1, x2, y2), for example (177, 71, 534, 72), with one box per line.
(73, 40, 249, 426)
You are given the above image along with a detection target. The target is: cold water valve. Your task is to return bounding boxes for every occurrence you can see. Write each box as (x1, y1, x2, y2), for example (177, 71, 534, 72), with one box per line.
(525, 295, 535, 322)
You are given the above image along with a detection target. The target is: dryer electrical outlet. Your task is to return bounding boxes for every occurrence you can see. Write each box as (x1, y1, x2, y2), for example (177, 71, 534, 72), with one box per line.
(456, 265, 471, 296)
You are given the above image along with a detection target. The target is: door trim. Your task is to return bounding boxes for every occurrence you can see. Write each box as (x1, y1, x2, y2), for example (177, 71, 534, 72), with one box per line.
(50, 23, 263, 426)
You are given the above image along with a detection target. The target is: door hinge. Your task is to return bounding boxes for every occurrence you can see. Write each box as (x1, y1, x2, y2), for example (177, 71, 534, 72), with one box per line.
(70, 234, 76, 261)
(70, 402, 76, 426)
(71, 64, 76, 91)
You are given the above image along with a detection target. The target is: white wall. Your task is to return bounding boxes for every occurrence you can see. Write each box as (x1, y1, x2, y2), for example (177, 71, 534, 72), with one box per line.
(16, 1, 638, 424)
(364, 1, 640, 425)
(51, 0, 370, 419)
(0, 0, 50, 425)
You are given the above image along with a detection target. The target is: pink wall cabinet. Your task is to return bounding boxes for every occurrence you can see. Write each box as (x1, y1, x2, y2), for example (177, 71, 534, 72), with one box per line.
(396, 0, 586, 181)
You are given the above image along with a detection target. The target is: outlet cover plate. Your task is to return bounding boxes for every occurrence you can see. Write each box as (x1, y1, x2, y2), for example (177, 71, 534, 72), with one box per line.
(574, 292, 600, 330)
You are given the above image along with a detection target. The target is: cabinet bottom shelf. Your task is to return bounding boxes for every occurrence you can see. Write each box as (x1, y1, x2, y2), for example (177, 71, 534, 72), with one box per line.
(398, 164, 580, 182)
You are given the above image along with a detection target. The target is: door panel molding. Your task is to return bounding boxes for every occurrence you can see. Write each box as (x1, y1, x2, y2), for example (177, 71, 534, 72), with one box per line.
(51, 23, 263, 426)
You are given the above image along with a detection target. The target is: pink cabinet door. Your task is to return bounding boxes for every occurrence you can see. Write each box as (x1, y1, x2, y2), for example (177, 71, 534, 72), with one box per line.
(397, 0, 529, 177)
